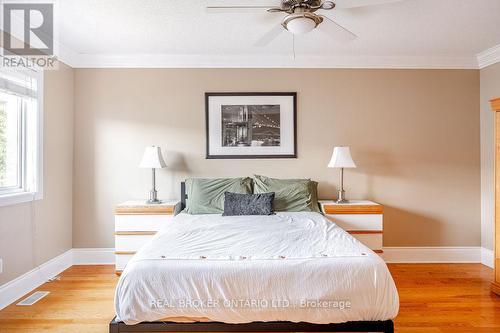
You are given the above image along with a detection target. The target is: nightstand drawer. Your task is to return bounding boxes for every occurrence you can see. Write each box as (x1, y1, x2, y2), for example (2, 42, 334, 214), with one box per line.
(115, 253, 134, 271)
(114, 200, 179, 275)
(115, 215, 172, 231)
(326, 214, 382, 231)
(320, 200, 383, 252)
(350, 233, 382, 250)
(115, 233, 156, 251)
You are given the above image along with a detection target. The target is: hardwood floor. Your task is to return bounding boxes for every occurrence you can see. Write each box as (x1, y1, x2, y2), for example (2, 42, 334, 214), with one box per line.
(0, 264, 498, 332)
(390, 264, 500, 333)
(0, 265, 118, 333)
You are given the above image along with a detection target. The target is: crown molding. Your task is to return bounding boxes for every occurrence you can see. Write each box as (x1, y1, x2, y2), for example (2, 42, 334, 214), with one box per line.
(56, 44, 81, 68)
(57, 53, 479, 69)
(477, 44, 500, 69)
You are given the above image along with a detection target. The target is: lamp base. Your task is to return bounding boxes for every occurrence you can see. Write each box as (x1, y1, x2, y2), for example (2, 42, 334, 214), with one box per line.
(147, 189, 161, 204)
(146, 199, 162, 205)
(336, 190, 349, 204)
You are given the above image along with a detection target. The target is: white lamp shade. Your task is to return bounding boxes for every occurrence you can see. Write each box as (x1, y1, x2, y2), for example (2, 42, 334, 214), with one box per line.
(139, 146, 167, 169)
(328, 146, 356, 168)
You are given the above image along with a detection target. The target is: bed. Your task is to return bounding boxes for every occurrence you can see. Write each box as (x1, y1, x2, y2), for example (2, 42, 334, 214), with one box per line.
(110, 182, 398, 333)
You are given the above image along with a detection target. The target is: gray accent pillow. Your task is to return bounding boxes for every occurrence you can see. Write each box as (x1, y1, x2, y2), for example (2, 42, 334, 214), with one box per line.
(223, 192, 275, 216)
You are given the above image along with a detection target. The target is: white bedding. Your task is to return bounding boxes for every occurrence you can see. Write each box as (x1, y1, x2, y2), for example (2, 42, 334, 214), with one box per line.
(115, 212, 399, 325)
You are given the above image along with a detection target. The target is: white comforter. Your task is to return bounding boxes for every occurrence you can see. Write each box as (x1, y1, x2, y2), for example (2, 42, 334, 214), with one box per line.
(115, 212, 399, 324)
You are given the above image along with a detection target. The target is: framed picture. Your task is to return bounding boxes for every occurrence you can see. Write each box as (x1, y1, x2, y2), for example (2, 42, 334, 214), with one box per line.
(205, 92, 297, 159)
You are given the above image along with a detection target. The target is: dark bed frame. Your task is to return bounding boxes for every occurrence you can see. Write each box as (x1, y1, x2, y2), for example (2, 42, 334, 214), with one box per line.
(109, 182, 395, 333)
(109, 317, 394, 333)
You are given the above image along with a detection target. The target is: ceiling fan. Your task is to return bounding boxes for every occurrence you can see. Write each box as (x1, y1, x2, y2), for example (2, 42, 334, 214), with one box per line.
(207, 0, 403, 46)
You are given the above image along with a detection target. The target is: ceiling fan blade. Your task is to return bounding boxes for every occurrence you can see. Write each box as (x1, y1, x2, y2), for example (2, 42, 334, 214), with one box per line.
(206, 0, 280, 12)
(254, 24, 285, 47)
(334, 0, 403, 9)
(318, 16, 357, 43)
(206, 6, 275, 13)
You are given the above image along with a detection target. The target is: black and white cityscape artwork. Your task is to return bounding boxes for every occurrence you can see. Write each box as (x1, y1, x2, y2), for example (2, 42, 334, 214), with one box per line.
(206, 93, 296, 159)
(221, 105, 281, 147)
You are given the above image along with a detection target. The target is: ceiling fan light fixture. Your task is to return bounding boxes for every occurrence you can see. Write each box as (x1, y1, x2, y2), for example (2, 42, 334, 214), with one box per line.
(282, 13, 322, 34)
(286, 17, 316, 34)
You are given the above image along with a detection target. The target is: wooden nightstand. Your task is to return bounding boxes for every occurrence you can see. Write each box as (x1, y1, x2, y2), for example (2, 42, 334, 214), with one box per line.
(319, 200, 384, 253)
(114, 200, 179, 274)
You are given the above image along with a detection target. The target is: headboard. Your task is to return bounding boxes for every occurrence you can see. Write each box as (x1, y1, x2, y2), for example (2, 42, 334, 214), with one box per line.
(180, 181, 187, 210)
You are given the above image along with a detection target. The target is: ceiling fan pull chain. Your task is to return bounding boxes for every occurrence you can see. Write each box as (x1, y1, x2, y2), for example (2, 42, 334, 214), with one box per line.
(292, 34, 296, 60)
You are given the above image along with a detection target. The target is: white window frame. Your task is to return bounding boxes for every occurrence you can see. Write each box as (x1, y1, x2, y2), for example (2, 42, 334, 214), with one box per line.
(0, 68, 43, 207)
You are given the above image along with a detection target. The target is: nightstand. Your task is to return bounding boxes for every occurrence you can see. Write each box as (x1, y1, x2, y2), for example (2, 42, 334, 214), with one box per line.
(114, 200, 179, 274)
(319, 200, 384, 253)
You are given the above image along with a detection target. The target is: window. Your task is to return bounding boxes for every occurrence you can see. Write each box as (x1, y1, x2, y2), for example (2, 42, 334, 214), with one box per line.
(0, 68, 43, 206)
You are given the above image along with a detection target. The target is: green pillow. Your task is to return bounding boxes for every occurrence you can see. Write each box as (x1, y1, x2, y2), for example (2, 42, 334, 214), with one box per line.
(253, 175, 320, 213)
(185, 177, 253, 214)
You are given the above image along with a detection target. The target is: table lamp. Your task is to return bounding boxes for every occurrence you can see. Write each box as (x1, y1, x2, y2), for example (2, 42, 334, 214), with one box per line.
(139, 146, 166, 204)
(328, 146, 356, 204)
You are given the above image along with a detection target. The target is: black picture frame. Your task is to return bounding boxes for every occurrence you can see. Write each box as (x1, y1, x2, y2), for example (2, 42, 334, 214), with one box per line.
(205, 92, 297, 159)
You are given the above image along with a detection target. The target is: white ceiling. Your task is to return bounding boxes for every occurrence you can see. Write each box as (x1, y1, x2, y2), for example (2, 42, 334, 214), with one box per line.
(55, 0, 500, 68)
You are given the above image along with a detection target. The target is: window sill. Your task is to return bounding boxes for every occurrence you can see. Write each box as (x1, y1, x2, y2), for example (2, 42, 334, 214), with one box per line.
(0, 191, 43, 207)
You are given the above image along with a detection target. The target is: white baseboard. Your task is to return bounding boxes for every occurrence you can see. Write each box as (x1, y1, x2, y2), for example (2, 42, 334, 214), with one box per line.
(0, 248, 114, 311)
(0, 249, 73, 310)
(0, 246, 494, 311)
(72, 248, 115, 265)
(481, 247, 494, 268)
(382, 246, 482, 263)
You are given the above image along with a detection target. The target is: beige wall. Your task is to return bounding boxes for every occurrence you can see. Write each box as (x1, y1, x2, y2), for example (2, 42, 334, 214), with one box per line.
(73, 68, 480, 248)
(0, 63, 74, 285)
(480, 62, 500, 251)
